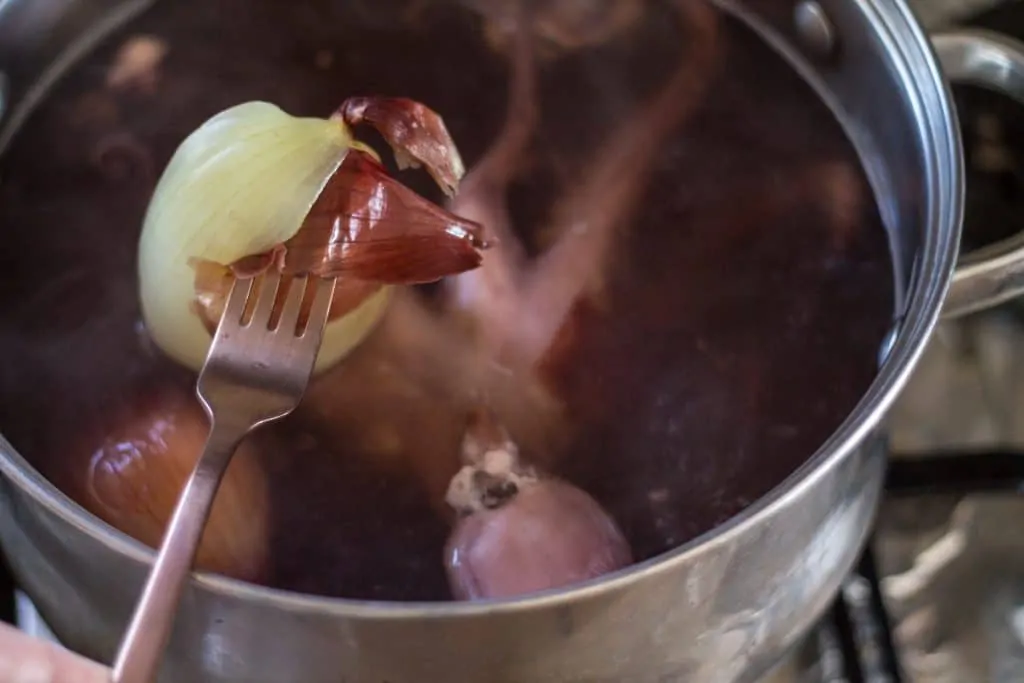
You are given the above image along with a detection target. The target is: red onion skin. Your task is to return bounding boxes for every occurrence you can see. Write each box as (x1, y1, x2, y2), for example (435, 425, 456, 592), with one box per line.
(445, 478, 632, 600)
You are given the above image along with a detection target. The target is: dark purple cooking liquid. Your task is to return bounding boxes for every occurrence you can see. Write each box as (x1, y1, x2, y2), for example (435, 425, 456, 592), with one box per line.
(0, 0, 893, 601)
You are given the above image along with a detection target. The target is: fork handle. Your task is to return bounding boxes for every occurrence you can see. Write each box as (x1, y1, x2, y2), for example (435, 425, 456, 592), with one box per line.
(110, 423, 244, 683)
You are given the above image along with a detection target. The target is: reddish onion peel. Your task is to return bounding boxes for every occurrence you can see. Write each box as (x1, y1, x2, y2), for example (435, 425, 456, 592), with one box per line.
(191, 97, 489, 334)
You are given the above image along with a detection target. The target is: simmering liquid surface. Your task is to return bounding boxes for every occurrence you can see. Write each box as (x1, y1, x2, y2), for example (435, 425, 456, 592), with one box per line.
(0, 0, 893, 600)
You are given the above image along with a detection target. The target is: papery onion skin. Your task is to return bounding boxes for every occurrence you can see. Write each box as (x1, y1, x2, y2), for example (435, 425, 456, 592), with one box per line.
(335, 97, 466, 196)
(140, 97, 486, 374)
(188, 150, 487, 371)
(276, 151, 486, 283)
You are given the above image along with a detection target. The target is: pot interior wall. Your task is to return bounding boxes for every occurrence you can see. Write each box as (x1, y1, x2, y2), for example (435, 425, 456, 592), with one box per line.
(0, 0, 893, 601)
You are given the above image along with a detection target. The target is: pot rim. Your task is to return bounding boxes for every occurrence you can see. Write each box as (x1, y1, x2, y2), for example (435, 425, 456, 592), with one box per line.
(0, 0, 963, 619)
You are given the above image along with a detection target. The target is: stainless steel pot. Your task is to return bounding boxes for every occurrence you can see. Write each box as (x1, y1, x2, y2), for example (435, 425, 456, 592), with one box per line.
(1, 1, 1023, 682)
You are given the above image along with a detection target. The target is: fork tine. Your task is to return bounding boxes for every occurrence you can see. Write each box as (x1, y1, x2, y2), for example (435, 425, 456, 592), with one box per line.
(221, 276, 255, 328)
(276, 275, 309, 333)
(249, 272, 282, 328)
(300, 278, 336, 339)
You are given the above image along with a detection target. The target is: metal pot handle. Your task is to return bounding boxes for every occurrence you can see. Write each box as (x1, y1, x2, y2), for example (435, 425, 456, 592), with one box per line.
(935, 29, 1024, 319)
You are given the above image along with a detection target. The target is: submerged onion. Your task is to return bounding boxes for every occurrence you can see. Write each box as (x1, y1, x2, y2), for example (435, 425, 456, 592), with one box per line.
(444, 410, 632, 600)
(83, 391, 268, 581)
(139, 97, 488, 372)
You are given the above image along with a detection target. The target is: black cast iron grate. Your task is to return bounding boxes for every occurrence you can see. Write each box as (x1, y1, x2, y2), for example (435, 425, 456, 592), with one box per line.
(817, 546, 907, 683)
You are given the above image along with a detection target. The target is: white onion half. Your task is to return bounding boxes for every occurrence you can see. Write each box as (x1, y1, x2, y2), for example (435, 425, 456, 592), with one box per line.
(138, 101, 389, 373)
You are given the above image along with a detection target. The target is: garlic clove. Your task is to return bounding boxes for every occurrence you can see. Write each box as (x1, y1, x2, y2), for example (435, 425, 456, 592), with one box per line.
(445, 478, 632, 600)
(82, 390, 269, 582)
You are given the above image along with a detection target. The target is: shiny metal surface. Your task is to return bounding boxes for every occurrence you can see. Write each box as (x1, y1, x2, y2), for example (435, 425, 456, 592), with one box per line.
(0, 1, 1019, 682)
(936, 30, 1024, 318)
(112, 275, 335, 683)
(793, 1, 838, 60)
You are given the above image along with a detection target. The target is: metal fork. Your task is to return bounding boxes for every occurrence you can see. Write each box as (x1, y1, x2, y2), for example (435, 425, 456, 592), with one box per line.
(111, 272, 336, 683)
